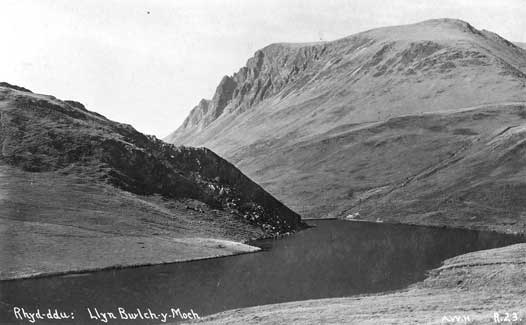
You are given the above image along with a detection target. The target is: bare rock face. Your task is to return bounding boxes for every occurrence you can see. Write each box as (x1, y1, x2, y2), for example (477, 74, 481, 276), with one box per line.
(167, 43, 328, 142)
(0, 85, 303, 235)
(166, 19, 526, 231)
(179, 98, 211, 131)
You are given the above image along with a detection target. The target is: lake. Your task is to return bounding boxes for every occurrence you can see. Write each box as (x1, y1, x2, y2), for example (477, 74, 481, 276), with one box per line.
(1, 219, 524, 324)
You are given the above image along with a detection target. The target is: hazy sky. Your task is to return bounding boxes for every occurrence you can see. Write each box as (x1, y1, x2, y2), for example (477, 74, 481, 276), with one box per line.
(0, 0, 525, 137)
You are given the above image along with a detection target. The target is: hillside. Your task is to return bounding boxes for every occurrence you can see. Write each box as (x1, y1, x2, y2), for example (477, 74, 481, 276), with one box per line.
(167, 19, 526, 231)
(0, 82, 303, 279)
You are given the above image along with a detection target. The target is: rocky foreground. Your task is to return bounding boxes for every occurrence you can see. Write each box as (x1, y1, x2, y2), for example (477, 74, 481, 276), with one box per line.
(184, 243, 526, 324)
(0, 83, 303, 280)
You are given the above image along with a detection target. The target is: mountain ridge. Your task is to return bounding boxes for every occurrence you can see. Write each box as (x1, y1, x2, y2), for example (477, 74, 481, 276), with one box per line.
(166, 18, 526, 145)
(166, 19, 526, 231)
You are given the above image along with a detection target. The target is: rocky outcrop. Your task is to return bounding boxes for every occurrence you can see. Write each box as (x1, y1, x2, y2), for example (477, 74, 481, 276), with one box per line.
(0, 84, 304, 235)
(166, 42, 329, 142)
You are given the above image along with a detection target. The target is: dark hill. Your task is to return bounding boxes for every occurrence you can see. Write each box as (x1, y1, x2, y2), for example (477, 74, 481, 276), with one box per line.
(0, 84, 303, 279)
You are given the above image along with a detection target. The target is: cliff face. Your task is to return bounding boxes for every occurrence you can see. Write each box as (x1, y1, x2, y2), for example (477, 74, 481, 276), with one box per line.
(0, 85, 302, 235)
(167, 42, 329, 142)
(166, 19, 526, 231)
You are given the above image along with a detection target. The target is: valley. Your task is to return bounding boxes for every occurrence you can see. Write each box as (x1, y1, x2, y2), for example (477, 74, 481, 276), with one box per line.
(2, 16, 526, 325)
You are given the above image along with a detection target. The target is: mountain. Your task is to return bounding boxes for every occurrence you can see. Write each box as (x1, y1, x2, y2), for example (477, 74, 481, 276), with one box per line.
(166, 19, 526, 232)
(516, 42, 526, 50)
(0, 82, 303, 279)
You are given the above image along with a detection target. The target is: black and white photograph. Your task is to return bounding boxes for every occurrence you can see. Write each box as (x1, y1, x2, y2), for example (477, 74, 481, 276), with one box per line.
(1, 0, 526, 324)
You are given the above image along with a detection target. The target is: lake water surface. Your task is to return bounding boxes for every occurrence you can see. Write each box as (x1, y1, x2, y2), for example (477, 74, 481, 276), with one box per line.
(1, 220, 525, 324)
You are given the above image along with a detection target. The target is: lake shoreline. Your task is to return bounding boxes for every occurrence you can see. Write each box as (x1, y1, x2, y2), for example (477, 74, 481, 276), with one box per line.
(3, 219, 524, 282)
(312, 217, 526, 235)
(190, 242, 526, 324)
(3, 219, 525, 325)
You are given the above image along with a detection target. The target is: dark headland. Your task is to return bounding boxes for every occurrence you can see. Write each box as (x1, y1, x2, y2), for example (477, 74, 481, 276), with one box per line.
(0, 81, 304, 280)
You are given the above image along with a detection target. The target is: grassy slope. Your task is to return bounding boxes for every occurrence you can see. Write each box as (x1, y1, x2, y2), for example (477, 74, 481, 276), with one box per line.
(0, 165, 262, 280)
(189, 243, 526, 324)
(0, 84, 303, 280)
(232, 103, 526, 233)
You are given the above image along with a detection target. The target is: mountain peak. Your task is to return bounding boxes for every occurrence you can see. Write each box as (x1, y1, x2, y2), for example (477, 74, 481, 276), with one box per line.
(415, 18, 483, 35)
(416, 18, 473, 28)
(355, 18, 484, 43)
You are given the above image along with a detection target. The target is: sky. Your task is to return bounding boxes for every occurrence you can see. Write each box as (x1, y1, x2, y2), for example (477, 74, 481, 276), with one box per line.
(0, 0, 525, 138)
